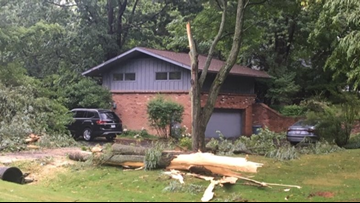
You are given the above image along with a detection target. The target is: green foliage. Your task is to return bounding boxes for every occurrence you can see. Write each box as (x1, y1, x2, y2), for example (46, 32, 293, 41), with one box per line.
(179, 136, 192, 151)
(279, 105, 307, 117)
(37, 134, 79, 149)
(266, 144, 299, 161)
(266, 71, 301, 105)
(237, 128, 286, 155)
(163, 181, 205, 194)
(344, 134, 360, 149)
(147, 96, 184, 138)
(298, 140, 344, 155)
(144, 142, 166, 170)
(206, 128, 286, 156)
(63, 77, 112, 109)
(121, 129, 156, 139)
(311, 0, 360, 87)
(206, 127, 343, 161)
(306, 94, 360, 147)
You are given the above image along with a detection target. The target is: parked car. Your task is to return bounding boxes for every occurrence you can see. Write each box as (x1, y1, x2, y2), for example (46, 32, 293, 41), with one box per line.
(67, 108, 123, 141)
(286, 120, 319, 144)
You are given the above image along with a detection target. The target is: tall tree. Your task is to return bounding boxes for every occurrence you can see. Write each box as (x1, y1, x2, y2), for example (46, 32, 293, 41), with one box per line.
(188, 0, 250, 151)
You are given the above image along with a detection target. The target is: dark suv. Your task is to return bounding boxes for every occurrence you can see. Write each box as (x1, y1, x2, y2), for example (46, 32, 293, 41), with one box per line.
(68, 108, 123, 141)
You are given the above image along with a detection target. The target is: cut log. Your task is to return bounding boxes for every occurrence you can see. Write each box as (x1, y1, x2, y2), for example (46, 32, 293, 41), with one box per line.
(102, 155, 145, 168)
(68, 151, 92, 162)
(167, 152, 263, 176)
(112, 144, 147, 155)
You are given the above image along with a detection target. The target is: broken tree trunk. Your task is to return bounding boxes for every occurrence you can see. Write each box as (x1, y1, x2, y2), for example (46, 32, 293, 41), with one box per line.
(167, 152, 263, 175)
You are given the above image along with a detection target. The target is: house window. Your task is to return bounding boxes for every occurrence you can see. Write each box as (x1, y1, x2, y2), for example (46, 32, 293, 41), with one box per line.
(156, 72, 168, 80)
(125, 73, 136, 81)
(169, 72, 181, 80)
(113, 73, 123, 81)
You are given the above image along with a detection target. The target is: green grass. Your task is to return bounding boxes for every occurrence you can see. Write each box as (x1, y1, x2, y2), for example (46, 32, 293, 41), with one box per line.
(2, 150, 360, 202)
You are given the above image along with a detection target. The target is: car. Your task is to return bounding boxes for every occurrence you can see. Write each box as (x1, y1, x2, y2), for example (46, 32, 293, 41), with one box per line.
(286, 120, 319, 144)
(67, 108, 123, 142)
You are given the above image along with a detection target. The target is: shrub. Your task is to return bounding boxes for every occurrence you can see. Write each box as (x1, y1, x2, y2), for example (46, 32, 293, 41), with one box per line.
(147, 96, 184, 138)
(279, 105, 307, 117)
(121, 129, 156, 139)
(344, 134, 360, 149)
(179, 136, 192, 151)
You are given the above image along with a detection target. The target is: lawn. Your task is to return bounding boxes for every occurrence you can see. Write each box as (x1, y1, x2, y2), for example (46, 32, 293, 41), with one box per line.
(1, 149, 360, 202)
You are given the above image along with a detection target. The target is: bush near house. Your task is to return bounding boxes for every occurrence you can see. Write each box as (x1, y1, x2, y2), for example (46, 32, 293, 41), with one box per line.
(147, 96, 184, 138)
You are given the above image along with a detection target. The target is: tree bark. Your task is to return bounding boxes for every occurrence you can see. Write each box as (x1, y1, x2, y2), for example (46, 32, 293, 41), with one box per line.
(112, 144, 147, 155)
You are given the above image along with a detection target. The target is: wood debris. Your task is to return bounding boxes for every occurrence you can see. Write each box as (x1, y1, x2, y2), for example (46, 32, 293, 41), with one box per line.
(25, 134, 40, 144)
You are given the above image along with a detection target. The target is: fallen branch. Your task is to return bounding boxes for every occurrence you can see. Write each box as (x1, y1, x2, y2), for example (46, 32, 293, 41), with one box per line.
(163, 170, 184, 184)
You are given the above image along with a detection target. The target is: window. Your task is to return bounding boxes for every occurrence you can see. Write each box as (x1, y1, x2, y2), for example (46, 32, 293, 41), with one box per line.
(74, 111, 86, 118)
(125, 73, 136, 81)
(113, 73, 123, 81)
(156, 72, 168, 80)
(169, 72, 181, 80)
(85, 111, 97, 118)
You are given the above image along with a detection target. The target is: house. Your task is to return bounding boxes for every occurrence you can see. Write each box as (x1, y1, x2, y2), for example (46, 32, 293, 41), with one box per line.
(82, 47, 271, 138)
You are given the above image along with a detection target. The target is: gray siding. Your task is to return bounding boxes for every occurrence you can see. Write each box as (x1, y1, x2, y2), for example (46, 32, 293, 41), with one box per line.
(103, 57, 191, 91)
(203, 74, 255, 94)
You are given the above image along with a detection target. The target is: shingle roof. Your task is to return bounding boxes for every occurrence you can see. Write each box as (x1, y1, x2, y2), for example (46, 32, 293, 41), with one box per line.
(82, 47, 270, 78)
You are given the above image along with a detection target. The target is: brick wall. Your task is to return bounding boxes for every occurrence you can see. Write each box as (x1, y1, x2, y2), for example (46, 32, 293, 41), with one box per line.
(252, 103, 300, 133)
(112, 91, 256, 136)
(112, 92, 192, 135)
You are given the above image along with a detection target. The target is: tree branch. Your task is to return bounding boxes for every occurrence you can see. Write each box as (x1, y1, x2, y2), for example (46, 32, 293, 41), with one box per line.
(245, 0, 268, 8)
(199, 0, 228, 87)
(121, 0, 140, 47)
(130, 3, 169, 28)
(201, 0, 248, 128)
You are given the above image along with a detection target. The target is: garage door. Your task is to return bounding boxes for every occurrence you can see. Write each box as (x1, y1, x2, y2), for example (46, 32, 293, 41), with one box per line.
(205, 109, 243, 139)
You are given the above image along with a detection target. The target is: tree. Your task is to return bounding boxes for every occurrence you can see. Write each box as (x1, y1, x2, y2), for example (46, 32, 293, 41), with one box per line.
(310, 0, 360, 89)
(188, 0, 250, 151)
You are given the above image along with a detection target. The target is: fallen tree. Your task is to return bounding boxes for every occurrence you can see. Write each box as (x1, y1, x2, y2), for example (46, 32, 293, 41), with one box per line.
(69, 144, 263, 177)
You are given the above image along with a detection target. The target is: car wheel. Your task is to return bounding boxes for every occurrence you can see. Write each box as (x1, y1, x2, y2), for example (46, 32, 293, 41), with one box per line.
(83, 128, 93, 141)
(106, 134, 116, 142)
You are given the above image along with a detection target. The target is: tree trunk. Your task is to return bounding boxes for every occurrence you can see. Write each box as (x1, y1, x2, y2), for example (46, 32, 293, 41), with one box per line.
(112, 144, 147, 155)
(116, 0, 127, 51)
(186, 22, 202, 152)
(167, 152, 262, 174)
(187, 0, 248, 151)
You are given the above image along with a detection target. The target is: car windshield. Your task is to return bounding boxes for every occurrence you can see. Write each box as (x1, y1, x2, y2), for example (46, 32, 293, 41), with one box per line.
(100, 112, 120, 121)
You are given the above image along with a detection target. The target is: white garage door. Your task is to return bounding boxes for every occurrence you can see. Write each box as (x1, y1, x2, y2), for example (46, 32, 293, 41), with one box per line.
(205, 109, 243, 139)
